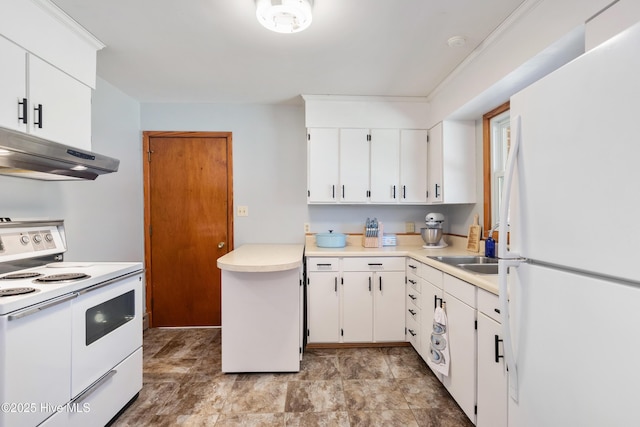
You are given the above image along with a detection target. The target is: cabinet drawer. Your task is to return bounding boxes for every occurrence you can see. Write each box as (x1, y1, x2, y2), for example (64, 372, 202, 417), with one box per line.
(342, 257, 404, 271)
(406, 316, 420, 349)
(444, 274, 476, 308)
(406, 301, 421, 324)
(406, 275, 422, 294)
(422, 264, 443, 288)
(477, 288, 501, 323)
(307, 258, 340, 271)
(406, 288, 421, 309)
(406, 259, 421, 275)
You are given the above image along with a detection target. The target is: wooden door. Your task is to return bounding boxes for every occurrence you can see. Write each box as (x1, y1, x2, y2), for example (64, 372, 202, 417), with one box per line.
(143, 131, 233, 327)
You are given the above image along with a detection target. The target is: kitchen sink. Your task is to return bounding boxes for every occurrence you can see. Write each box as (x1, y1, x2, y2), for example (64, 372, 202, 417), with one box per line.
(428, 255, 499, 275)
(428, 256, 498, 266)
(458, 263, 499, 275)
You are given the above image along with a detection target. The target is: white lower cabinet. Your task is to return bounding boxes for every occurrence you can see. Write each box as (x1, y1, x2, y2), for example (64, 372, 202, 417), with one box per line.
(477, 289, 508, 427)
(442, 274, 477, 424)
(306, 257, 405, 344)
(306, 258, 340, 343)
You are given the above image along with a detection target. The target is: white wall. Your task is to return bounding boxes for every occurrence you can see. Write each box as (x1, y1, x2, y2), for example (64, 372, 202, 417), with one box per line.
(0, 77, 143, 262)
(140, 103, 309, 246)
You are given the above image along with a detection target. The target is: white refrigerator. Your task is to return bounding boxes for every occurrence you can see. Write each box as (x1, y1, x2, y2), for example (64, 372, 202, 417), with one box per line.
(498, 21, 640, 427)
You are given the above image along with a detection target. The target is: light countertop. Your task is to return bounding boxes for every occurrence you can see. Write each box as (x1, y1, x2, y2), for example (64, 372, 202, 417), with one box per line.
(217, 244, 305, 272)
(305, 234, 499, 295)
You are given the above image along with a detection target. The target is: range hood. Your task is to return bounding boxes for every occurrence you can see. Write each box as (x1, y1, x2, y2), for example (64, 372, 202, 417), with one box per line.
(0, 126, 119, 181)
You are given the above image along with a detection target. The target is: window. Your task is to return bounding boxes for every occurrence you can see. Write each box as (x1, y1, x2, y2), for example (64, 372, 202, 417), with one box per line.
(483, 102, 510, 239)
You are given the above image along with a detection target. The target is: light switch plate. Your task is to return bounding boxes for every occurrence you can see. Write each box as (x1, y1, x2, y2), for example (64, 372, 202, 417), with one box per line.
(237, 206, 248, 216)
(405, 222, 415, 233)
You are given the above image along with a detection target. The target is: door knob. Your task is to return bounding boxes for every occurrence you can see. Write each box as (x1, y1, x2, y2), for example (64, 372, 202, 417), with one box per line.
(218, 242, 225, 248)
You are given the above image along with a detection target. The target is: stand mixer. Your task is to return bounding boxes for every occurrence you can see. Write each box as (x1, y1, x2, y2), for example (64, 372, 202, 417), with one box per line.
(421, 213, 447, 248)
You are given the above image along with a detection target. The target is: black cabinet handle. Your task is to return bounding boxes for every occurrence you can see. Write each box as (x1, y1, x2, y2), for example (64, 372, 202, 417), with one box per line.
(435, 183, 441, 199)
(403, 185, 406, 199)
(408, 279, 417, 285)
(342, 185, 345, 198)
(368, 263, 383, 266)
(434, 295, 443, 309)
(34, 104, 43, 128)
(495, 335, 504, 363)
(407, 329, 417, 337)
(332, 185, 335, 199)
(334, 277, 337, 293)
(368, 277, 371, 292)
(494, 308, 501, 314)
(408, 294, 417, 300)
(408, 264, 417, 270)
(393, 185, 396, 199)
(408, 309, 416, 315)
(379, 276, 382, 291)
(18, 98, 28, 124)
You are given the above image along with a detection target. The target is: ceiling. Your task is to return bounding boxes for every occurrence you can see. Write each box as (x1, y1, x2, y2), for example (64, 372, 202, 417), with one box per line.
(51, 0, 526, 105)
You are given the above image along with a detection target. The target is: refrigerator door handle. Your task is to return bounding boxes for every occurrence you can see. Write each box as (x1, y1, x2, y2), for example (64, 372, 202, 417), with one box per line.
(498, 114, 525, 402)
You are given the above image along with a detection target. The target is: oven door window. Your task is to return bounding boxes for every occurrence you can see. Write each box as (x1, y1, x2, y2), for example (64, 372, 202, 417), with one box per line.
(85, 290, 135, 346)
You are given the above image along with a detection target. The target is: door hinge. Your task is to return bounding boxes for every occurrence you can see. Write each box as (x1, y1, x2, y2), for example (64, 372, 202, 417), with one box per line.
(307, 133, 310, 141)
(299, 346, 302, 354)
(341, 328, 344, 336)
(307, 190, 310, 197)
(427, 134, 430, 143)
(307, 329, 310, 336)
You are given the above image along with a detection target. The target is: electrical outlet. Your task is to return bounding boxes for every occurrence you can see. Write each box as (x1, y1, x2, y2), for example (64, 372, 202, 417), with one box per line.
(304, 223, 310, 233)
(237, 206, 248, 217)
(405, 222, 415, 233)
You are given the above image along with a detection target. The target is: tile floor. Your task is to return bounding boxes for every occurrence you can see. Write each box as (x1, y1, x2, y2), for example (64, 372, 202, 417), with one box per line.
(112, 328, 473, 427)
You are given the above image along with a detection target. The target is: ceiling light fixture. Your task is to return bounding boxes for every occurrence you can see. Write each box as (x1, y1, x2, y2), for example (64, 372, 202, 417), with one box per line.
(256, 0, 313, 34)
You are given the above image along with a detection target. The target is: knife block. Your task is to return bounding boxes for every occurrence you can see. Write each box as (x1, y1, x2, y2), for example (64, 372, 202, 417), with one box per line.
(362, 223, 383, 248)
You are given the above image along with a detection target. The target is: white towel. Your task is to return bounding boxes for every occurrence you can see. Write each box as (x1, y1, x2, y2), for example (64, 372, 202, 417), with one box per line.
(429, 306, 450, 376)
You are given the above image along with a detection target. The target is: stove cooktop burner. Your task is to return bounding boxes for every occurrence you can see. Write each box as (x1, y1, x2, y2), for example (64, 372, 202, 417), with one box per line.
(33, 273, 91, 283)
(0, 272, 43, 280)
(0, 287, 38, 297)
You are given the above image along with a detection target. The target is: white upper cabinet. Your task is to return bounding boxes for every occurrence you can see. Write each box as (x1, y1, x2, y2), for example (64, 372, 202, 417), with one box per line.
(400, 129, 428, 204)
(0, 0, 103, 151)
(370, 129, 400, 203)
(0, 37, 28, 133)
(427, 121, 476, 204)
(307, 128, 339, 203)
(339, 129, 370, 203)
(28, 55, 92, 149)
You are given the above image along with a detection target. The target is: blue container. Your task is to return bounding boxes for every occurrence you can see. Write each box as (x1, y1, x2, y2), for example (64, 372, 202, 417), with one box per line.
(485, 237, 496, 258)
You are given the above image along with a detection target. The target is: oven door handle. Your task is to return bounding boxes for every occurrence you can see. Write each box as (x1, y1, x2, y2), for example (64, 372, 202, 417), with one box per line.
(76, 270, 142, 296)
(7, 292, 78, 321)
(71, 369, 118, 404)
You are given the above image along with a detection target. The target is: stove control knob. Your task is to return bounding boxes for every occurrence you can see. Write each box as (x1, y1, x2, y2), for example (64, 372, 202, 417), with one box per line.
(33, 235, 43, 244)
(20, 235, 30, 245)
(44, 233, 54, 242)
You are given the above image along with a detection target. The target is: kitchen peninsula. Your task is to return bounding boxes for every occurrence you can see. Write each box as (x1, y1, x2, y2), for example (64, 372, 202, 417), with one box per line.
(217, 244, 305, 373)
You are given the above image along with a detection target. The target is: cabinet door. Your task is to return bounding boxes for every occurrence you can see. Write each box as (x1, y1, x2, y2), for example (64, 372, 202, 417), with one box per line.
(400, 129, 428, 204)
(373, 271, 406, 341)
(442, 292, 477, 423)
(369, 129, 400, 203)
(477, 312, 507, 427)
(307, 271, 340, 342)
(339, 128, 369, 203)
(341, 271, 373, 342)
(28, 55, 92, 150)
(0, 37, 27, 132)
(421, 280, 443, 367)
(307, 128, 339, 203)
(427, 123, 443, 203)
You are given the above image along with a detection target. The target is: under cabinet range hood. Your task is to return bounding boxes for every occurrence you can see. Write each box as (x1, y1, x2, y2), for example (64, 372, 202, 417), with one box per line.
(0, 127, 119, 181)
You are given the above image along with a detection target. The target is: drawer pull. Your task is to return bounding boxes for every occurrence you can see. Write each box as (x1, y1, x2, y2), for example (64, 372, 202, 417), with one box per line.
(495, 335, 504, 363)
(408, 264, 417, 270)
(408, 309, 416, 315)
(368, 277, 372, 292)
(408, 294, 417, 300)
(407, 329, 417, 337)
(368, 263, 383, 266)
(408, 279, 417, 285)
(494, 308, 501, 314)
(317, 263, 332, 267)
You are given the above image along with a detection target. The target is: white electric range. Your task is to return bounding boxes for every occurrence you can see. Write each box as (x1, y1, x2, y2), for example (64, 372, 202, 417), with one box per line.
(0, 219, 144, 427)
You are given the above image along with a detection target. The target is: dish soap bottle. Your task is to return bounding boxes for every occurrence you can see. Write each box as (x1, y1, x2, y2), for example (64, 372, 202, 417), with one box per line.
(485, 236, 495, 258)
